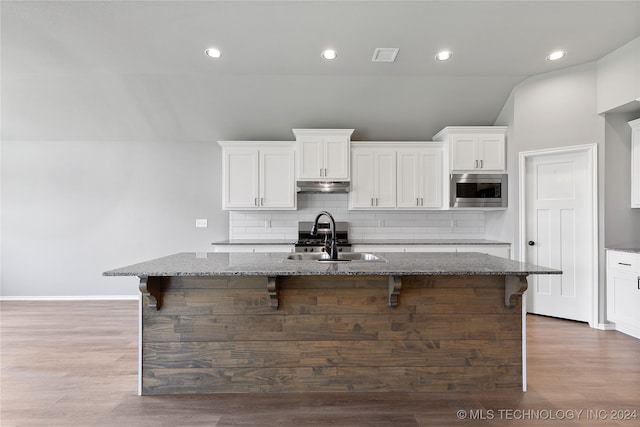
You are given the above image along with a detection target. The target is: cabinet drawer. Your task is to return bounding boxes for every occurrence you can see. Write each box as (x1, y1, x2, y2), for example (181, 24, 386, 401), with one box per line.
(608, 251, 640, 273)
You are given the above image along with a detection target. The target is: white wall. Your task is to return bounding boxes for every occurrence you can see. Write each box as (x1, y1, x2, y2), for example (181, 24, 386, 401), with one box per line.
(486, 58, 640, 324)
(1, 140, 226, 297)
(486, 63, 606, 261)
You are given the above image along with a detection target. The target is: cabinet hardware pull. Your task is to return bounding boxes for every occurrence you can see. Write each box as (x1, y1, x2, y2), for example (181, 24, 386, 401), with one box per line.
(638, 276, 640, 290)
(254, 198, 258, 206)
(619, 262, 632, 266)
(480, 159, 483, 168)
(375, 198, 378, 206)
(371, 198, 374, 206)
(320, 168, 323, 177)
(261, 198, 264, 206)
(416, 198, 419, 206)
(421, 198, 424, 206)
(475, 160, 478, 168)
(325, 168, 327, 176)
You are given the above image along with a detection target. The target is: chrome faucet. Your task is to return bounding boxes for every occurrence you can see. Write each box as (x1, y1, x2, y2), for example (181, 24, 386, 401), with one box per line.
(310, 211, 339, 260)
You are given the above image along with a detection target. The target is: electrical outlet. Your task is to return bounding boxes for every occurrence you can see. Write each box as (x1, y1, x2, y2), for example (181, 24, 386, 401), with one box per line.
(195, 219, 208, 228)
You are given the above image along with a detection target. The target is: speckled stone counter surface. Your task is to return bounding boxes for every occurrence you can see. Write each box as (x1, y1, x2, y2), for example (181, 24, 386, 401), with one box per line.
(104, 251, 559, 277)
(212, 239, 509, 246)
(606, 248, 640, 254)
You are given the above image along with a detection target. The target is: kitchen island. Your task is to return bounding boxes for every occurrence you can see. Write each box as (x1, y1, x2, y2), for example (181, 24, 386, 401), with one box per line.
(104, 252, 560, 395)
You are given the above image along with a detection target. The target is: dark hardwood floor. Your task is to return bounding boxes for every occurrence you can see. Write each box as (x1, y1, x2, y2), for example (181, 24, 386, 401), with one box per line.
(1, 300, 639, 426)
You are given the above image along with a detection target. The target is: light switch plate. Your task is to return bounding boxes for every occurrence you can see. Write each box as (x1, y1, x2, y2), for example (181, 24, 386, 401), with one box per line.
(195, 219, 208, 228)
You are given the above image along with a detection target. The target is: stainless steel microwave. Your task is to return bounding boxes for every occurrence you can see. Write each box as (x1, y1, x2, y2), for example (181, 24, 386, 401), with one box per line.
(450, 174, 507, 208)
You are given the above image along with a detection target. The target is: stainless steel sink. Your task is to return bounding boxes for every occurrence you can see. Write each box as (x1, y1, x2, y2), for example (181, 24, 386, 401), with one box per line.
(286, 252, 384, 262)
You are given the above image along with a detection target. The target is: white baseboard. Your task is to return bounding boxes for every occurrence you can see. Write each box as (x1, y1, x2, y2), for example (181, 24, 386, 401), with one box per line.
(0, 295, 138, 301)
(594, 322, 616, 331)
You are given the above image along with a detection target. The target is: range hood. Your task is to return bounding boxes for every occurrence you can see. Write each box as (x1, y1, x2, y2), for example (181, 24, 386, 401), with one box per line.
(296, 181, 350, 193)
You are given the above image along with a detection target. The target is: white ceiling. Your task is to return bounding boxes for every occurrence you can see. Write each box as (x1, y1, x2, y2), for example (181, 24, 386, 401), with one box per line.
(3, 1, 640, 141)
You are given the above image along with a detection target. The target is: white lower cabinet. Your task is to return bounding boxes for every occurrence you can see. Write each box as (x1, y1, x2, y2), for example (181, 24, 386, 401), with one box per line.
(606, 250, 640, 339)
(456, 245, 510, 258)
(351, 244, 509, 257)
(213, 245, 294, 253)
(351, 245, 406, 253)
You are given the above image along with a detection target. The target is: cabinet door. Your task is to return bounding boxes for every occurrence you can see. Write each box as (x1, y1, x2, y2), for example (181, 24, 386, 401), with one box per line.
(297, 136, 324, 179)
(631, 124, 640, 208)
(350, 149, 376, 208)
(450, 135, 478, 170)
(223, 149, 259, 209)
(260, 148, 295, 209)
(419, 149, 443, 207)
(374, 150, 396, 208)
(478, 134, 506, 171)
(324, 136, 350, 180)
(607, 268, 640, 338)
(397, 149, 443, 208)
(396, 150, 421, 208)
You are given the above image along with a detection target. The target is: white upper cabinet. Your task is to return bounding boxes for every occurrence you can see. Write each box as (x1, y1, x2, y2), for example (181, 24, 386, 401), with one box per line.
(349, 142, 444, 210)
(433, 126, 507, 172)
(350, 145, 396, 209)
(629, 118, 640, 208)
(396, 147, 443, 208)
(219, 141, 296, 210)
(293, 129, 354, 180)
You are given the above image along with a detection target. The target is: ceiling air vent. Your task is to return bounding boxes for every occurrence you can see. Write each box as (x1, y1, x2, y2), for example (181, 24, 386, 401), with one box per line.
(372, 48, 399, 63)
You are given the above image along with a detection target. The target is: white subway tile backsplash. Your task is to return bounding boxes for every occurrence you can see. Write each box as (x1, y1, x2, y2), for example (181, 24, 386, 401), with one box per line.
(228, 194, 485, 240)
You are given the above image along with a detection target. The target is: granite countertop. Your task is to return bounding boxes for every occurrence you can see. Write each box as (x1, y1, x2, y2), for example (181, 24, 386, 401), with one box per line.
(212, 239, 509, 246)
(104, 252, 559, 277)
(606, 248, 640, 254)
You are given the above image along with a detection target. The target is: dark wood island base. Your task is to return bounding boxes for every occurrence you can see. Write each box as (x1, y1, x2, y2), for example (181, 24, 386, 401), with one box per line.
(140, 274, 524, 395)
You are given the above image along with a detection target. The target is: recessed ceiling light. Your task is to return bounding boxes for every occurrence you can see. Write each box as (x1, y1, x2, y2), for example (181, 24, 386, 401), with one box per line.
(435, 50, 452, 61)
(321, 49, 337, 60)
(204, 48, 222, 59)
(546, 50, 566, 61)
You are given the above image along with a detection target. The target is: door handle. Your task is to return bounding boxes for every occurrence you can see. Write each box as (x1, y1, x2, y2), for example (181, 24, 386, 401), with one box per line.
(528, 241, 535, 246)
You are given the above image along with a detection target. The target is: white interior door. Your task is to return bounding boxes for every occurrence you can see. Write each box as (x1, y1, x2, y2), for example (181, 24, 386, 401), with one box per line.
(524, 148, 594, 322)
